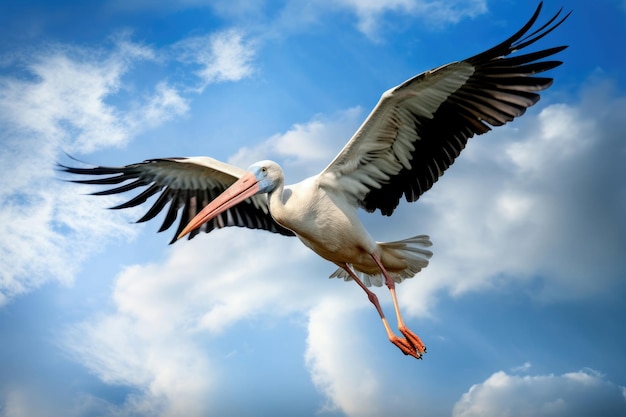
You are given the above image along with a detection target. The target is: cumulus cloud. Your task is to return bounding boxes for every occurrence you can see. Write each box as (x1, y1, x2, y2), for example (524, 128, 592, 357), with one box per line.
(393, 80, 626, 316)
(453, 368, 626, 417)
(303, 294, 433, 417)
(65, 314, 214, 417)
(305, 296, 383, 416)
(62, 230, 333, 416)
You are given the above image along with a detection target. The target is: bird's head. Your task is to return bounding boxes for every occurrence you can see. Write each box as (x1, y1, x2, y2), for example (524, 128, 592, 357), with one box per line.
(177, 160, 283, 240)
(247, 160, 284, 194)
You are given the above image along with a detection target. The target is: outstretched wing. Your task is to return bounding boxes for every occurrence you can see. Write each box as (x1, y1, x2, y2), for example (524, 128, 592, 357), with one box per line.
(320, 2, 569, 215)
(58, 156, 295, 243)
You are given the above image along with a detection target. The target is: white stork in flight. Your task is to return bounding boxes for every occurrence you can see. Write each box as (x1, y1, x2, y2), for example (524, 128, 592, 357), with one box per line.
(60, 2, 569, 359)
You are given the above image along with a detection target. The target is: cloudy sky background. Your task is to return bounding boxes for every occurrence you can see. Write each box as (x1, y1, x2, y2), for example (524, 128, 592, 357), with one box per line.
(1, 0, 625, 416)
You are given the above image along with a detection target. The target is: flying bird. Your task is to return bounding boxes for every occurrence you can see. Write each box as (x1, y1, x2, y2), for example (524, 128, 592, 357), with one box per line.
(60, 3, 569, 359)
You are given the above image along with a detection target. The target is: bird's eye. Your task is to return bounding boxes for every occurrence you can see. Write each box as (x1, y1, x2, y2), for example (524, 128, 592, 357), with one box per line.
(261, 167, 267, 173)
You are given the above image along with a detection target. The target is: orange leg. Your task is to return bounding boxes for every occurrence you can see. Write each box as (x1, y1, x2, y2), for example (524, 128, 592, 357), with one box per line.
(370, 253, 426, 356)
(341, 263, 424, 359)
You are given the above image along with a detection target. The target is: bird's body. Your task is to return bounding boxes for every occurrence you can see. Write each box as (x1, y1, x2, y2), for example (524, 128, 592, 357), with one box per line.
(60, 2, 570, 359)
(261, 161, 431, 284)
(274, 176, 367, 262)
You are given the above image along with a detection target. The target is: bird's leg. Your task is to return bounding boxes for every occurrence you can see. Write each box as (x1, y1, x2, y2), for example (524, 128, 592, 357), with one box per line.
(340, 264, 423, 359)
(370, 253, 426, 357)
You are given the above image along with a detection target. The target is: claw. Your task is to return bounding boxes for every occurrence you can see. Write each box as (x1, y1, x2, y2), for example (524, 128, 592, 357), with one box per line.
(390, 335, 422, 359)
(399, 325, 427, 356)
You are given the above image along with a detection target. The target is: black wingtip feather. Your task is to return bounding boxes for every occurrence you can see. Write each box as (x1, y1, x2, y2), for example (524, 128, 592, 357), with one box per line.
(467, 3, 569, 65)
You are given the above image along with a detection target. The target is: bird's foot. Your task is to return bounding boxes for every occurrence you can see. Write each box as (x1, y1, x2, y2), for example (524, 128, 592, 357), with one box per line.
(390, 326, 426, 359)
(400, 325, 427, 354)
(390, 335, 422, 359)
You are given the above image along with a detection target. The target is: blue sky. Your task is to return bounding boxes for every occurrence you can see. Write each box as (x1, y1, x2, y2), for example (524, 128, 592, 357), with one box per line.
(1, 0, 625, 416)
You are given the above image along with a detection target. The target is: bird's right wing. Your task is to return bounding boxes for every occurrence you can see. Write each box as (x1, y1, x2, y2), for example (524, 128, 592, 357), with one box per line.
(58, 156, 295, 243)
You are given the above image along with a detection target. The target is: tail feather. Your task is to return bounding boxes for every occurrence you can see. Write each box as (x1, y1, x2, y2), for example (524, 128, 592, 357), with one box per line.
(329, 235, 433, 287)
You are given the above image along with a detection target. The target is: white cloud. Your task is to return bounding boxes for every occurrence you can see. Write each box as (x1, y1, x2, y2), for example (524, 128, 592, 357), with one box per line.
(304, 294, 432, 417)
(0, 40, 148, 305)
(511, 361, 532, 373)
(112, 231, 321, 334)
(277, 0, 487, 39)
(2, 47, 126, 152)
(65, 314, 213, 417)
(337, 0, 487, 37)
(172, 29, 256, 92)
(124, 81, 190, 132)
(305, 296, 383, 416)
(228, 107, 363, 178)
(453, 368, 626, 417)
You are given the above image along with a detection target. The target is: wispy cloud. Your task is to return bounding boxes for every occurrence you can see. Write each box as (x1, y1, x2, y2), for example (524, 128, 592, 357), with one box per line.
(0, 40, 148, 305)
(335, 0, 487, 38)
(0, 27, 258, 306)
(172, 29, 256, 92)
(511, 361, 532, 373)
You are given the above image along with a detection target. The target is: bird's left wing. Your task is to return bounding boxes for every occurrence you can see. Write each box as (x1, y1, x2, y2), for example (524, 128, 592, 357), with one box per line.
(58, 156, 295, 243)
(320, 2, 569, 215)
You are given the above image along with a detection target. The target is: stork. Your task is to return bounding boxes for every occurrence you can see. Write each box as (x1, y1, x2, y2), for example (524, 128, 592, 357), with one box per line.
(60, 3, 569, 359)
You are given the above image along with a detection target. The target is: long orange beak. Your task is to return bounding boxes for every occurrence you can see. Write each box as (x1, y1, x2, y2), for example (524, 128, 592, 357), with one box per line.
(177, 172, 260, 240)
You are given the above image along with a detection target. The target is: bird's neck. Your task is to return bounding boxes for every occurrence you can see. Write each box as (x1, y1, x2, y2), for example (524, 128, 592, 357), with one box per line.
(267, 182, 292, 228)
(267, 181, 286, 208)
